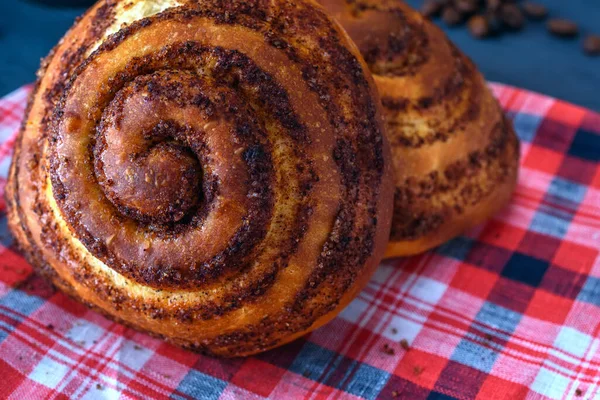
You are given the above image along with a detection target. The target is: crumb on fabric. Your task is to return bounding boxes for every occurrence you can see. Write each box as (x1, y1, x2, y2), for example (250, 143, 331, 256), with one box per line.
(400, 339, 410, 350)
(383, 343, 395, 355)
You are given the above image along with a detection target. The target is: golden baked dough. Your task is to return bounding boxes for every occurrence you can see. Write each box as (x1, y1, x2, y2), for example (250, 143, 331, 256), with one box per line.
(318, 0, 520, 257)
(6, 0, 394, 357)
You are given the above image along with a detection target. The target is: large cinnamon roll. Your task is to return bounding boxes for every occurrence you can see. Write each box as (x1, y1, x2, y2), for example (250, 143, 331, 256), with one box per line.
(6, 0, 394, 357)
(319, 0, 520, 257)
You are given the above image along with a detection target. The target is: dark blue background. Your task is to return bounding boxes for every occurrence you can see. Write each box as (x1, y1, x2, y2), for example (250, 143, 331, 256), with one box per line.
(1, 0, 599, 110)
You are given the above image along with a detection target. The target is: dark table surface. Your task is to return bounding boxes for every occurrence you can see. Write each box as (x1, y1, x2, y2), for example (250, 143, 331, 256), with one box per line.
(1, 0, 599, 110)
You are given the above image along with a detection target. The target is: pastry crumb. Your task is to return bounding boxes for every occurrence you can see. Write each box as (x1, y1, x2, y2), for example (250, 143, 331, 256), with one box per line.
(382, 343, 395, 355)
(400, 339, 410, 350)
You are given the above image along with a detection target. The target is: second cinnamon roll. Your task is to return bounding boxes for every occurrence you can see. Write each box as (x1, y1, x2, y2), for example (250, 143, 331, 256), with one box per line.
(319, 0, 520, 257)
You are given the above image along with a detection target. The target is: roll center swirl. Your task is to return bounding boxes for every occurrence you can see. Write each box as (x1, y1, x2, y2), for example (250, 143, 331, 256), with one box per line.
(95, 73, 205, 224)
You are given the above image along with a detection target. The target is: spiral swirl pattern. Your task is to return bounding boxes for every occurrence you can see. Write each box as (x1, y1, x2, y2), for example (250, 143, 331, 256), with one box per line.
(319, 0, 520, 257)
(6, 0, 394, 356)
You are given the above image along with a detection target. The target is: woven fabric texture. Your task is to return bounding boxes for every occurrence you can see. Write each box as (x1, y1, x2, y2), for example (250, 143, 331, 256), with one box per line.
(0, 83, 598, 399)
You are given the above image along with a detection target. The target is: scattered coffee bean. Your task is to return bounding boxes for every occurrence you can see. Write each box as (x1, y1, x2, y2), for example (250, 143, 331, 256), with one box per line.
(442, 6, 463, 26)
(418, 0, 596, 58)
(468, 15, 490, 38)
(522, 2, 548, 20)
(500, 4, 525, 30)
(575, 389, 583, 397)
(583, 35, 600, 56)
(382, 343, 395, 355)
(547, 18, 579, 38)
(455, 0, 478, 15)
(421, 0, 444, 18)
(485, 0, 502, 11)
(484, 10, 504, 35)
(400, 339, 410, 350)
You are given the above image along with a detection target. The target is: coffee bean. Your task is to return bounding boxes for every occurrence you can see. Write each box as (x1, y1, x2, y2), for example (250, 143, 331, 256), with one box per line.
(500, 4, 525, 30)
(484, 10, 504, 35)
(485, 0, 502, 11)
(547, 19, 579, 38)
(420, 0, 593, 59)
(421, 0, 444, 18)
(583, 35, 600, 56)
(455, 0, 479, 15)
(521, 2, 548, 20)
(442, 6, 463, 26)
(468, 15, 490, 38)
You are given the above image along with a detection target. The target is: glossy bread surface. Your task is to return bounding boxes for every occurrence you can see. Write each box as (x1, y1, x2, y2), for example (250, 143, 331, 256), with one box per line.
(6, 0, 394, 357)
(319, 0, 520, 257)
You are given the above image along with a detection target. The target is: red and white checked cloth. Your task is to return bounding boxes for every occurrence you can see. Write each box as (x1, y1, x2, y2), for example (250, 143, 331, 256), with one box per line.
(0, 83, 599, 400)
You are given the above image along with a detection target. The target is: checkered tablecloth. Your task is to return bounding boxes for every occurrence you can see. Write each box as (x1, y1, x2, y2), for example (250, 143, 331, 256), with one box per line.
(0, 83, 598, 400)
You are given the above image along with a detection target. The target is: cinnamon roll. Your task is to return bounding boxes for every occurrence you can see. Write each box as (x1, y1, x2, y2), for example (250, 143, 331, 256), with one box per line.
(318, 0, 520, 257)
(6, 0, 394, 357)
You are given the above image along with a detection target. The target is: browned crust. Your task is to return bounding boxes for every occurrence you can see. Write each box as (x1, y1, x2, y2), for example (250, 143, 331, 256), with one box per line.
(6, 1, 118, 280)
(318, 0, 520, 257)
(390, 115, 520, 242)
(6, 0, 393, 357)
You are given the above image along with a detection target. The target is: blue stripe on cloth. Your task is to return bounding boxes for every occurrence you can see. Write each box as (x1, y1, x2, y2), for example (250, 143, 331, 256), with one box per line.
(437, 236, 474, 261)
(0, 156, 12, 180)
(577, 277, 600, 307)
(546, 177, 588, 205)
(0, 216, 13, 248)
(289, 342, 337, 381)
(171, 369, 227, 400)
(568, 129, 600, 162)
(451, 339, 499, 374)
(427, 391, 458, 400)
(290, 341, 390, 399)
(0, 290, 45, 343)
(343, 362, 390, 400)
(475, 302, 522, 333)
(512, 112, 544, 143)
(502, 253, 549, 287)
(529, 210, 571, 239)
